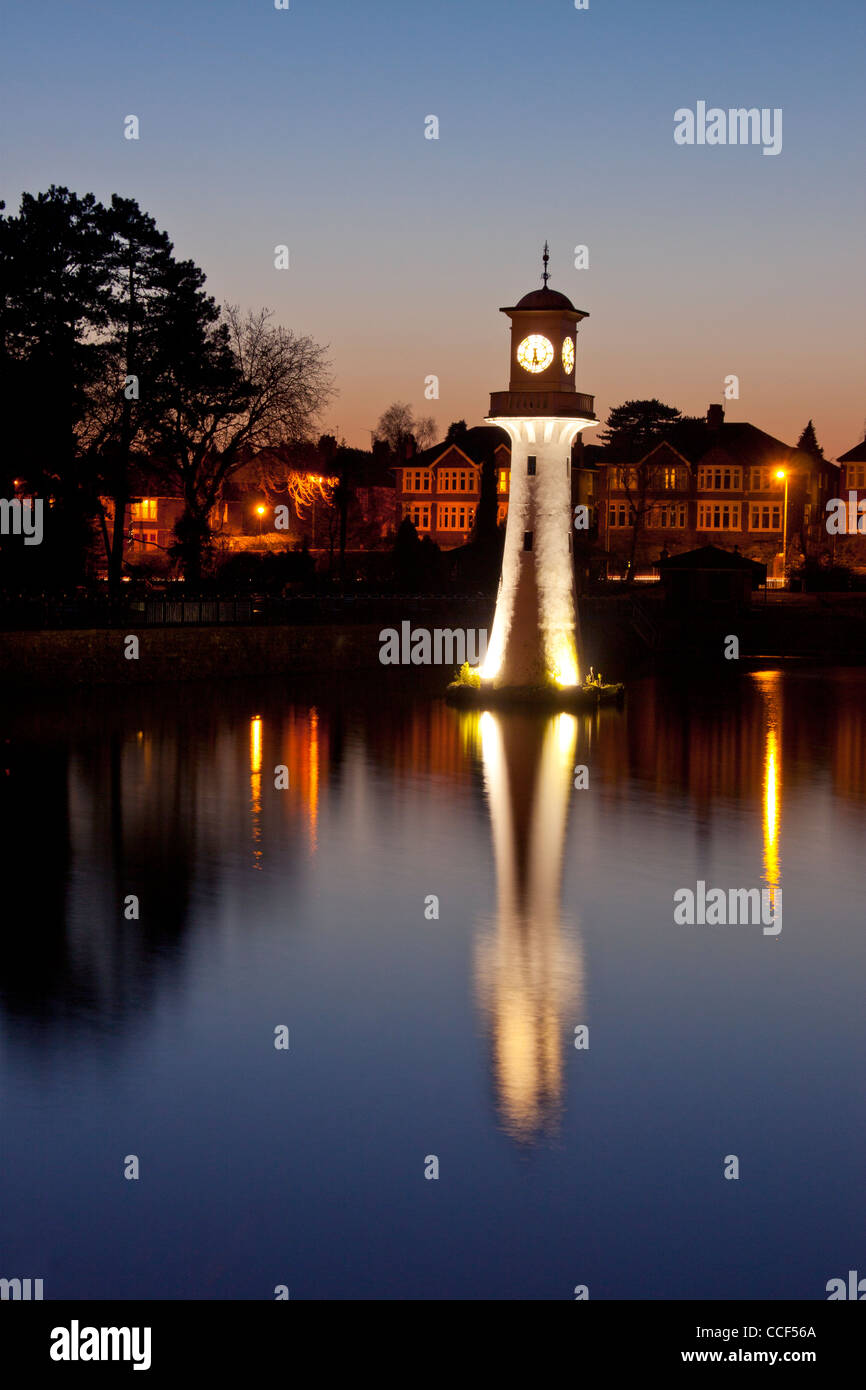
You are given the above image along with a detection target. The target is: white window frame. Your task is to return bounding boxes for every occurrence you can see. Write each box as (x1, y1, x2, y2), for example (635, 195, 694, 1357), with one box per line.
(697, 501, 741, 530)
(749, 503, 782, 532)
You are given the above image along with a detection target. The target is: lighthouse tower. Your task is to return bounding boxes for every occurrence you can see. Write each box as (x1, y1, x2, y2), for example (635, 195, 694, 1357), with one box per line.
(481, 247, 597, 690)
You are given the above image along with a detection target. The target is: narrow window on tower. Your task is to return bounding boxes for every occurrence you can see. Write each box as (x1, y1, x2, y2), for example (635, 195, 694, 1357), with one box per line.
(527, 456, 537, 476)
(523, 531, 534, 551)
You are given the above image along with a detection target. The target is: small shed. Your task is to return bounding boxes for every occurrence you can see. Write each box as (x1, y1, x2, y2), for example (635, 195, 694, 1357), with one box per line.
(659, 545, 766, 606)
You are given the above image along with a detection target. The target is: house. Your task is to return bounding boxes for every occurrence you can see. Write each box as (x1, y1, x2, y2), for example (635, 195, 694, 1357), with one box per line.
(599, 404, 829, 575)
(396, 426, 511, 548)
(659, 544, 766, 607)
(838, 437, 866, 493)
(97, 460, 248, 574)
(832, 436, 866, 568)
(343, 448, 400, 546)
(113, 494, 245, 562)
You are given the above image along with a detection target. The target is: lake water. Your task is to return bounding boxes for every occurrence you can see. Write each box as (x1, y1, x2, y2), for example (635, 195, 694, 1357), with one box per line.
(1, 668, 864, 1300)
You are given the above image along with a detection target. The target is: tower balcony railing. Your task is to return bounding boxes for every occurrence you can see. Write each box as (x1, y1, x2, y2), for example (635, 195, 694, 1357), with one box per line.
(488, 389, 596, 419)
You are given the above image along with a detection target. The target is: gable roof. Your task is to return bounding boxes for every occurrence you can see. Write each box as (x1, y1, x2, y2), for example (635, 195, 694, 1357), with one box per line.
(411, 425, 510, 470)
(660, 544, 764, 573)
(603, 420, 805, 470)
(637, 439, 694, 469)
(838, 438, 866, 464)
(700, 423, 800, 469)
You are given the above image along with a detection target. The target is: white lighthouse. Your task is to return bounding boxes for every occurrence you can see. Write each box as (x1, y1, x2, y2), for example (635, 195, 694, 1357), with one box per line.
(480, 246, 597, 691)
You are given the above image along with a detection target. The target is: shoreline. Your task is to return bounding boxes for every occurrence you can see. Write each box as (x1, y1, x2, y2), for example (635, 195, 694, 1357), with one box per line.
(1, 592, 865, 687)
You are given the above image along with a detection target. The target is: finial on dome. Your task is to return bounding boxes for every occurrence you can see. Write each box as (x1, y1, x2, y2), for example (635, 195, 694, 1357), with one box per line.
(542, 241, 550, 287)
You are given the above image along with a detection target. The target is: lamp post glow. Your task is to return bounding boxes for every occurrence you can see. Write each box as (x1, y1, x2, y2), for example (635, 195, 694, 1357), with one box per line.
(481, 247, 598, 690)
(775, 469, 788, 585)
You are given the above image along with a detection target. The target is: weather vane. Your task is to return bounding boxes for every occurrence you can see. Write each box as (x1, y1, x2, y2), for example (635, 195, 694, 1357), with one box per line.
(542, 241, 550, 287)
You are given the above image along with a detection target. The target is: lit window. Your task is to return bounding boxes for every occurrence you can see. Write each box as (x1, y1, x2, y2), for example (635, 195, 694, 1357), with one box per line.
(749, 503, 781, 531)
(700, 468, 741, 491)
(698, 502, 741, 530)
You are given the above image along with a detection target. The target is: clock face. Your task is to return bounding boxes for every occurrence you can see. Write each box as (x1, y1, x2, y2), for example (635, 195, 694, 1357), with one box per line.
(562, 337, 575, 374)
(517, 334, 554, 374)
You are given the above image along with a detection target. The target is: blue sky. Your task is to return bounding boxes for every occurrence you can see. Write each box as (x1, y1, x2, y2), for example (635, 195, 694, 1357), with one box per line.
(2, 0, 864, 453)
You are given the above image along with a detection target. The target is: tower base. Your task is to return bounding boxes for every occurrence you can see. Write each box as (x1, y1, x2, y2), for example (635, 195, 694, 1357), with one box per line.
(445, 680, 625, 711)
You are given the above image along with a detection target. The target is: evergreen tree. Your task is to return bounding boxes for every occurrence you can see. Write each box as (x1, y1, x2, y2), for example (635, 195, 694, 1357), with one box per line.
(90, 196, 187, 595)
(796, 419, 825, 461)
(598, 399, 683, 460)
(0, 186, 110, 587)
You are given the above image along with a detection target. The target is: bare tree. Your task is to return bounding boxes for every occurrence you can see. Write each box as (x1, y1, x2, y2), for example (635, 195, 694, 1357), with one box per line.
(375, 402, 414, 453)
(374, 401, 438, 454)
(414, 415, 438, 450)
(148, 304, 334, 581)
(615, 461, 654, 578)
(225, 306, 334, 446)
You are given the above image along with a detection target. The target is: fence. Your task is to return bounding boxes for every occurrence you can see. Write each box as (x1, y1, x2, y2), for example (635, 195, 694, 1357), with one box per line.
(0, 593, 494, 632)
(138, 599, 253, 625)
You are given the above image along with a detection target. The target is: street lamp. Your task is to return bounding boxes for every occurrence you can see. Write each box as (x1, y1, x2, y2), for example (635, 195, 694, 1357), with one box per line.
(775, 469, 788, 587)
(256, 504, 266, 537)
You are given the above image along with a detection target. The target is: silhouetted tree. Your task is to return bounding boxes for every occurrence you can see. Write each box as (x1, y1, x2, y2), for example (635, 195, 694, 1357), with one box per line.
(147, 304, 333, 584)
(797, 419, 825, 461)
(391, 516, 442, 591)
(375, 401, 437, 454)
(599, 399, 688, 580)
(414, 415, 437, 449)
(598, 399, 683, 460)
(463, 448, 501, 589)
(0, 187, 110, 587)
(88, 196, 192, 596)
(1, 188, 334, 591)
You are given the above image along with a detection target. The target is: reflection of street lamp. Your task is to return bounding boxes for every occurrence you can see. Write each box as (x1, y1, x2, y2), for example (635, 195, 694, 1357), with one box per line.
(256, 504, 266, 537)
(775, 469, 788, 585)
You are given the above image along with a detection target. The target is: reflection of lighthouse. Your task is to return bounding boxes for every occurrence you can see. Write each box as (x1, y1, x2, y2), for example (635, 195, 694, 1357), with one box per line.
(481, 246, 597, 690)
(755, 672, 782, 909)
(471, 710, 584, 1141)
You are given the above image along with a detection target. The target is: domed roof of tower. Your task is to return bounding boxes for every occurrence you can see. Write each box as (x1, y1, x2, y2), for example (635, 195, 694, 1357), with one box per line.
(513, 285, 577, 311)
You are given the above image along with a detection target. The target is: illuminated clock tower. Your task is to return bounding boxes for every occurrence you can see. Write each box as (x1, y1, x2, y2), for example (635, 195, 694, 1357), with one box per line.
(481, 245, 597, 690)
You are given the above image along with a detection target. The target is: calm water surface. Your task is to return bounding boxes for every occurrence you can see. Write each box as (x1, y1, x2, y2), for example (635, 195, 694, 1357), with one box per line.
(1, 669, 864, 1299)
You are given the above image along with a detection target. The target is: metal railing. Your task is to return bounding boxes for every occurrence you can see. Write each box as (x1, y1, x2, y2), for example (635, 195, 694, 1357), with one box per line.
(0, 593, 495, 631)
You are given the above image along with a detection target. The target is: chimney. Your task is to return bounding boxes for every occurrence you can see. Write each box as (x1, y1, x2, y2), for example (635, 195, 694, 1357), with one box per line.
(707, 404, 724, 430)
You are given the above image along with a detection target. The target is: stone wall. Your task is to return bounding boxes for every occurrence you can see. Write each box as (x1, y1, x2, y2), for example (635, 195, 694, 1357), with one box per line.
(0, 624, 390, 687)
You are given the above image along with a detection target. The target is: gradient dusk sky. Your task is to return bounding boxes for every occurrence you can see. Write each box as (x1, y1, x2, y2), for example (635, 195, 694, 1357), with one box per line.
(3, 0, 864, 457)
